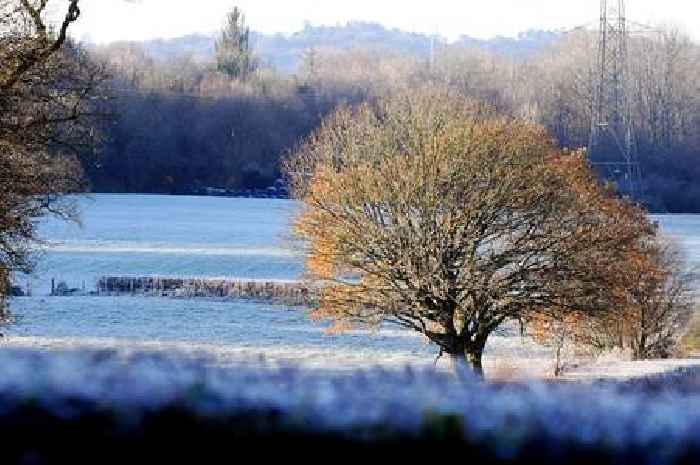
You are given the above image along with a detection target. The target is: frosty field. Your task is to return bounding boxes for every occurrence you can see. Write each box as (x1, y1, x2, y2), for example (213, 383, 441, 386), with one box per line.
(2, 194, 699, 376)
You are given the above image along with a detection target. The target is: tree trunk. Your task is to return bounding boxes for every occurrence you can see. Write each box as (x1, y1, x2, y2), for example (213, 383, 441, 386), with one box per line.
(446, 349, 484, 378)
(439, 326, 490, 378)
(446, 353, 472, 379)
(554, 344, 563, 377)
(467, 351, 484, 377)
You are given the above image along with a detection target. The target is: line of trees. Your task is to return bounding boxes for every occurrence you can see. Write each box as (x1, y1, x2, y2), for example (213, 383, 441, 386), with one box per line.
(86, 19, 700, 211)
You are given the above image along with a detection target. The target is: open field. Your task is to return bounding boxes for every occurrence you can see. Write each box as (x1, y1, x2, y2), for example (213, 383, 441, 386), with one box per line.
(7, 196, 700, 381)
(4, 195, 700, 463)
(3, 330, 699, 382)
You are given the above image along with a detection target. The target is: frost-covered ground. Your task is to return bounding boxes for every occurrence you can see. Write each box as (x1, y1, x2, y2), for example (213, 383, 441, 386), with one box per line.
(3, 317, 697, 395)
(3, 196, 699, 381)
(20, 195, 303, 295)
(3, 328, 698, 381)
(3, 197, 700, 462)
(0, 349, 699, 463)
(0, 334, 548, 375)
(0, 306, 550, 375)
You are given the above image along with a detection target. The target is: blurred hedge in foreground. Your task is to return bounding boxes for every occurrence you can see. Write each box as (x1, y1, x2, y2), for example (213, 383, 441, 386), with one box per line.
(0, 350, 698, 464)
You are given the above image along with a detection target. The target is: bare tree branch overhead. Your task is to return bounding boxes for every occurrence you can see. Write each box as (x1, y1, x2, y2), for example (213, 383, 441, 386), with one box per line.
(1, 0, 80, 91)
(0, 0, 106, 307)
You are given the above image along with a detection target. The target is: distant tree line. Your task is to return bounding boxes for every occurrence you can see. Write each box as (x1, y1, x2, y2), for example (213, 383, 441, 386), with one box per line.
(87, 17, 700, 211)
(134, 23, 559, 74)
(89, 37, 381, 194)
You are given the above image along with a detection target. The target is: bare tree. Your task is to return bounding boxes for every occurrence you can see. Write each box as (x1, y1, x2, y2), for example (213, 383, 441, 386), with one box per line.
(532, 236, 695, 368)
(0, 0, 105, 306)
(0, 0, 80, 91)
(595, 238, 695, 359)
(286, 89, 653, 376)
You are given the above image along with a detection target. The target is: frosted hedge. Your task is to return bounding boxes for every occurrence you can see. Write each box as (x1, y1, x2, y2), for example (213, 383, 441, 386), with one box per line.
(0, 349, 698, 463)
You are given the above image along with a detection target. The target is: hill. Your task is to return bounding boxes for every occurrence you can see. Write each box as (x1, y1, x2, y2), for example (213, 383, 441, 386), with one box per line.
(127, 22, 561, 73)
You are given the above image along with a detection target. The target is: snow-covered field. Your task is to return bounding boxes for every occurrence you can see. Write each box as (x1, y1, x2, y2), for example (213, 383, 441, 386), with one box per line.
(2, 195, 699, 380)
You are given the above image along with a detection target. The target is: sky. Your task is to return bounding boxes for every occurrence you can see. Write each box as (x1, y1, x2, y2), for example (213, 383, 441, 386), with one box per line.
(65, 0, 699, 43)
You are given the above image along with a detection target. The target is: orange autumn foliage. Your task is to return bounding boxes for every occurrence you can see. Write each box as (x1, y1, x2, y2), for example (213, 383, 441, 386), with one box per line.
(285, 88, 657, 375)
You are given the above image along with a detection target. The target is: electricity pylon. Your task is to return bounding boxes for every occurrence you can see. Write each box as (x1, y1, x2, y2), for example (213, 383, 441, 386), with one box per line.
(589, 0, 643, 200)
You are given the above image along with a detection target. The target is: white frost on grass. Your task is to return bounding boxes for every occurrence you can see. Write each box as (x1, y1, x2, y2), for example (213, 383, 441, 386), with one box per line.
(0, 348, 699, 464)
(3, 333, 699, 381)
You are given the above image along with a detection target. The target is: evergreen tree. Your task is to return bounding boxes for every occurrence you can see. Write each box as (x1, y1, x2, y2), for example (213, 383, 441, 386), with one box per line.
(215, 6, 256, 79)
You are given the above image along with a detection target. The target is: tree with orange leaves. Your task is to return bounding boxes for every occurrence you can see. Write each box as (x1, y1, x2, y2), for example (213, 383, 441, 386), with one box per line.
(285, 89, 654, 376)
(586, 238, 694, 360)
(621, 241, 694, 359)
(530, 237, 694, 374)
